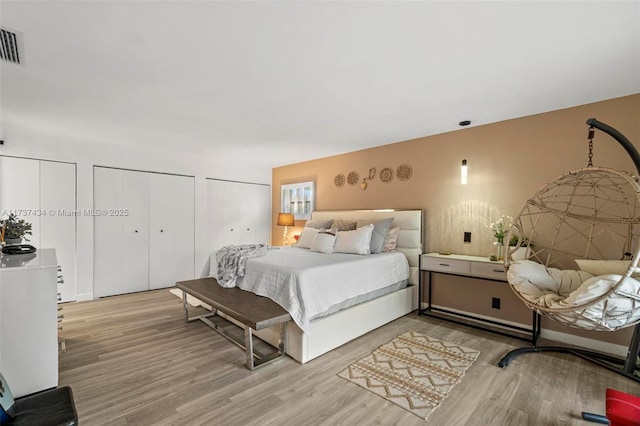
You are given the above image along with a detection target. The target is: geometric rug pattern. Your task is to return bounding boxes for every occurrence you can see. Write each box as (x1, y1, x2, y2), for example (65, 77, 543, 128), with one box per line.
(337, 330, 480, 419)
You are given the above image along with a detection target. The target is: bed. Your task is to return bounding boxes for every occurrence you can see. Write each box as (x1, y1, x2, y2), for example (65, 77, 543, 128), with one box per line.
(211, 209, 422, 363)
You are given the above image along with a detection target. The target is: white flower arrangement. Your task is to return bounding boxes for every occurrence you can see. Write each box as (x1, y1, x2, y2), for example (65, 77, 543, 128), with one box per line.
(488, 215, 513, 246)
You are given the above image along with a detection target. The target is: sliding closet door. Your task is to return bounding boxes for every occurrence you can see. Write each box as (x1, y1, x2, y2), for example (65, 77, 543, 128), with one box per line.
(148, 173, 194, 290)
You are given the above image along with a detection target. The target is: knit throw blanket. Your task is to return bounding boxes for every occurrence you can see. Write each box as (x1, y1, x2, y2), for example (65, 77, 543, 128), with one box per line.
(214, 244, 269, 288)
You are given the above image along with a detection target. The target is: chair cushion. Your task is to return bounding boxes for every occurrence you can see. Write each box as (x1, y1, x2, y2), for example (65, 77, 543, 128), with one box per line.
(10, 386, 78, 426)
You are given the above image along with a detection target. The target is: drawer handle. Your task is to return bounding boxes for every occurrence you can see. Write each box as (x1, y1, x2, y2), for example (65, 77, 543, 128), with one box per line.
(439, 263, 450, 267)
(493, 269, 504, 273)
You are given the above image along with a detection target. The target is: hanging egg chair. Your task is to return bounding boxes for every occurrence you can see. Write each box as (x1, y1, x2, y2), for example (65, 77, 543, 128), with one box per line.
(499, 119, 640, 383)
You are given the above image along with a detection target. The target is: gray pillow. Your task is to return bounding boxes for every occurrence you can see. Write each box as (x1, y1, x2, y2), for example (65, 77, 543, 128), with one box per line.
(357, 218, 394, 254)
(304, 219, 334, 229)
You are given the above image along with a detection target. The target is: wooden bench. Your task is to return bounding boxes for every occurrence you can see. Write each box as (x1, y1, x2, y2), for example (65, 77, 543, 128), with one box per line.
(175, 278, 291, 370)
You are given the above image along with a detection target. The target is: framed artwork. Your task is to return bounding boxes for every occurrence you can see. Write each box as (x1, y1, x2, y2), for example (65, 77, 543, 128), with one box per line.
(281, 181, 315, 220)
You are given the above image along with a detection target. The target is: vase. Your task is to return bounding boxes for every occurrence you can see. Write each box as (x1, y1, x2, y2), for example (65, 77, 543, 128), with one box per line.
(511, 246, 531, 261)
(5, 238, 22, 245)
(495, 242, 504, 261)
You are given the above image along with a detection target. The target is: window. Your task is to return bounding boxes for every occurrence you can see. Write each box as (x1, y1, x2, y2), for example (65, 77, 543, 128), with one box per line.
(281, 181, 315, 220)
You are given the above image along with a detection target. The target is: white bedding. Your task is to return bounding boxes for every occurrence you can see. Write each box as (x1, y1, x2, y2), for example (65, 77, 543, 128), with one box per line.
(211, 246, 410, 334)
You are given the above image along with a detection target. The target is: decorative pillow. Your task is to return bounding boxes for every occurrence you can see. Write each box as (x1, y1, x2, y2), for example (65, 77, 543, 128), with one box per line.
(329, 220, 358, 233)
(383, 227, 401, 252)
(575, 259, 631, 276)
(310, 233, 336, 254)
(294, 227, 320, 249)
(334, 224, 374, 255)
(357, 218, 394, 254)
(304, 219, 334, 229)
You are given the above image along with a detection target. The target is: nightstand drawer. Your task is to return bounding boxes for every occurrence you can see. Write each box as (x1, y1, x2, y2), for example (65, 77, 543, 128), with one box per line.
(422, 256, 470, 275)
(470, 262, 508, 281)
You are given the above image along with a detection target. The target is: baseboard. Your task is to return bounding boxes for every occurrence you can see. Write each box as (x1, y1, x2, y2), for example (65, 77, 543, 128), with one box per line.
(75, 292, 93, 301)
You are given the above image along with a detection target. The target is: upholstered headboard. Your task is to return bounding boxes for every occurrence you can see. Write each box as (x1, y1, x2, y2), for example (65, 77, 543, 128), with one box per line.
(310, 209, 423, 285)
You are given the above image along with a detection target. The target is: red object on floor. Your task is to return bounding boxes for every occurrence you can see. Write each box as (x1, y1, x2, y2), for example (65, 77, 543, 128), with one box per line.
(607, 388, 640, 426)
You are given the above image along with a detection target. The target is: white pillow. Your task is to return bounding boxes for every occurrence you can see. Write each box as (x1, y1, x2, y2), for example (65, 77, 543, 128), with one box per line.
(575, 259, 631, 276)
(334, 224, 374, 255)
(310, 233, 336, 254)
(294, 227, 319, 249)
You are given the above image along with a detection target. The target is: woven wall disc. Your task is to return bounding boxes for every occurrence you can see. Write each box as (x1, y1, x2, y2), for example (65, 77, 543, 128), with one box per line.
(334, 174, 345, 187)
(347, 171, 359, 186)
(380, 167, 394, 183)
(397, 163, 412, 181)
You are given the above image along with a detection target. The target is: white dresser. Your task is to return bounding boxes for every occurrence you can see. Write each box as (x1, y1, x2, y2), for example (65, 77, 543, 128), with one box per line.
(420, 252, 539, 343)
(0, 248, 58, 397)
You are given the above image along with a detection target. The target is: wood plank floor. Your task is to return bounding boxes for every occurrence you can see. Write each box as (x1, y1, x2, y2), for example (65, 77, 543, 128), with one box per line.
(58, 289, 640, 425)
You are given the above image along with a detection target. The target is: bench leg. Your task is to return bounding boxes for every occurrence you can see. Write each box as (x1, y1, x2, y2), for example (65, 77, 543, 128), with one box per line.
(245, 327, 255, 370)
(244, 322, 288, 370)
(180, 289, 288, 370)
(182, 291, 216, 323)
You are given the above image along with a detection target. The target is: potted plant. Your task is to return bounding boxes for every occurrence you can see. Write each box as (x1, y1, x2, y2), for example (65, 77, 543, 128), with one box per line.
(1, 214, 33, 245)
(509, 234, 531, 261)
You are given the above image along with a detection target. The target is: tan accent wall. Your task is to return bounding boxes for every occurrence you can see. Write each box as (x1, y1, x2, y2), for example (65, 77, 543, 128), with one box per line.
(272, 94, 640, 346)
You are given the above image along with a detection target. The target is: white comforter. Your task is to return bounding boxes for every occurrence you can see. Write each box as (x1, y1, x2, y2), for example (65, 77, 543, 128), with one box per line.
(212, 247, 409, 334)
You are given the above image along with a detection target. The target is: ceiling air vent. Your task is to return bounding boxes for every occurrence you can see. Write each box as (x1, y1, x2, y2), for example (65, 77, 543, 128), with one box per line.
(1, 27, 24, 65)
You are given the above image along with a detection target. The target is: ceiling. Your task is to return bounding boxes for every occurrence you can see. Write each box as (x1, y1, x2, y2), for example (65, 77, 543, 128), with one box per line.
(1, 1, 639, 169)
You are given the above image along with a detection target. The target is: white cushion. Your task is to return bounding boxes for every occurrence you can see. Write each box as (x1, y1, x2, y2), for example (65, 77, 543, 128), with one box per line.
(564, 274, 620, 306)
(310, 233, 336, 254)
(507, 260, 558, 292)
(575, 259, 631, 276)
(294, 227, 319, 249)
(334, 224, 374, 255)
(507, 260, 593, 298)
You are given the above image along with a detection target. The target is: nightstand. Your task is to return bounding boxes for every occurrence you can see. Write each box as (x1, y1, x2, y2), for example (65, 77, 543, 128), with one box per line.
(420, 253, 540, 344)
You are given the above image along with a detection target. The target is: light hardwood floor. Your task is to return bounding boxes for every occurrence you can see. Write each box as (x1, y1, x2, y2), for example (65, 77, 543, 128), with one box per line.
(58, 289, 640, 425)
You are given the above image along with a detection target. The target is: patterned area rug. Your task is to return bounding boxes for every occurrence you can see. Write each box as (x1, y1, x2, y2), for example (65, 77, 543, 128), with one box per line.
(338, 330, 480, 420)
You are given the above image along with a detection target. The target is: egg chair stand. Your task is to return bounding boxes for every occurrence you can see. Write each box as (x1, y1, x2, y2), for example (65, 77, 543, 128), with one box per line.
(497, 118, 640, 383)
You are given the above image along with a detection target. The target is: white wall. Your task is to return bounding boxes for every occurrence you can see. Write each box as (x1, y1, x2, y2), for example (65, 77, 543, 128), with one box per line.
(0, 123, 272, 300)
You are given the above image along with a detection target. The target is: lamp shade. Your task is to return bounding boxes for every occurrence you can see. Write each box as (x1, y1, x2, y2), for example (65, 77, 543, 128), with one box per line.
(277, 213, 295, 226)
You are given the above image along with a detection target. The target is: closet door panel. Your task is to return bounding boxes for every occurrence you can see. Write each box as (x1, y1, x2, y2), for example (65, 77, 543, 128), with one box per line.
(149, 174, 194, 289)
(206, 179, 225, 251)
(122, 170, 150, 293)
(0, 157, 41, 247)
(40, 161, 77, 302)
(223, 181, 256, 245)
(254, 184, 271, 244)
(93, 167, 125, 298)
(148, 173, 174, 289)
(170, 175, 194, 284)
